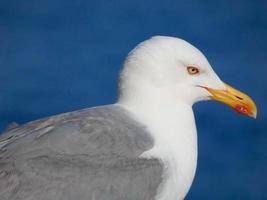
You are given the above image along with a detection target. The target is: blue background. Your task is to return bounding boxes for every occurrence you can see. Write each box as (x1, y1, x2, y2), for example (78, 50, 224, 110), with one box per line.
(0, 0, 266, 199)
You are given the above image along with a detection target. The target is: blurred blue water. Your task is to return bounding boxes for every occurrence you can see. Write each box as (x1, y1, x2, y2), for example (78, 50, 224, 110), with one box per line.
(0, 0, 266, 199)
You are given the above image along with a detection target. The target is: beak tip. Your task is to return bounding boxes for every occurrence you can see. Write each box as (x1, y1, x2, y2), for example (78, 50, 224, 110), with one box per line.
(249, 109, 257, 119)
(252, 112, 257, 119)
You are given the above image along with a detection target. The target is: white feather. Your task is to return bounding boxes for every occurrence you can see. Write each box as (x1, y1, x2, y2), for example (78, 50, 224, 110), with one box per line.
(117, 36, 225, 199)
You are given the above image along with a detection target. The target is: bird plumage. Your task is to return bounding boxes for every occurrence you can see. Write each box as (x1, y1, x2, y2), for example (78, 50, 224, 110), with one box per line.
(0, 105, 164, 200)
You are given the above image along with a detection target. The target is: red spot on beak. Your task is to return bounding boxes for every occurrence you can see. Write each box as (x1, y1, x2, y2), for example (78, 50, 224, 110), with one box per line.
(235, 105, 248, 115)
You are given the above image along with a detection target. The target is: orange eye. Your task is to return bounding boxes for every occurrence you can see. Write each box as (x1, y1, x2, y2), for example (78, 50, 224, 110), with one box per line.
(187, 66, 199, 75)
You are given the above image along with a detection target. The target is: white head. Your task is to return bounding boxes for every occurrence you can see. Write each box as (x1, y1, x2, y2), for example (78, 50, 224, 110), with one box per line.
(119, 36, 256, 117)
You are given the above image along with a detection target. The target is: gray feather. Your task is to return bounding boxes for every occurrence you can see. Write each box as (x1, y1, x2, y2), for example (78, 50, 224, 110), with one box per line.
(0, 105, 164, 200)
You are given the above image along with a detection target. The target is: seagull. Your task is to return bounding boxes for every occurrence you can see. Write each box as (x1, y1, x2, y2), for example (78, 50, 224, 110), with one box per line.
(0, 36, 257, 200)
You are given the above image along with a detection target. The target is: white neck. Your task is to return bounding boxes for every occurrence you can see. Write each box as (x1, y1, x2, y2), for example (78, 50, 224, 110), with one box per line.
(117, 87, 198, 200)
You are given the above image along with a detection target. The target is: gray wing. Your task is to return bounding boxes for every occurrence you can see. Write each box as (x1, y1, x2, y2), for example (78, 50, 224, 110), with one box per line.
(0, 105, 164, 200)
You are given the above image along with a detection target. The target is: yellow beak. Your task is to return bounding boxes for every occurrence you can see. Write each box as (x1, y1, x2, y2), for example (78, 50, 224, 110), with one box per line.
(202, 83, 257, 118)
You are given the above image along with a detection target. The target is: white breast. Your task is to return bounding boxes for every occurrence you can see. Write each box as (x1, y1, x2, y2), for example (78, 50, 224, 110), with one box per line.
(119, 102, 198, 200)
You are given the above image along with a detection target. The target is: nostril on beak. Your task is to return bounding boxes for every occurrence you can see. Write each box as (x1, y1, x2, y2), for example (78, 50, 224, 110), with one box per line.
(235, 95, 243, 100)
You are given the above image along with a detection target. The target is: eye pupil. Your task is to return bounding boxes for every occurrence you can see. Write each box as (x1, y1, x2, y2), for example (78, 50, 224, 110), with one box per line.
(187, 66, 199, 75)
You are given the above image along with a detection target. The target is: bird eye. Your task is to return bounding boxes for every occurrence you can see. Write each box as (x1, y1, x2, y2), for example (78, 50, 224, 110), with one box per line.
(187, 66, 199, 75)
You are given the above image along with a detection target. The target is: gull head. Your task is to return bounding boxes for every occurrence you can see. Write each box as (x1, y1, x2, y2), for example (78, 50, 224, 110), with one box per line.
(119, 36, 257, 118)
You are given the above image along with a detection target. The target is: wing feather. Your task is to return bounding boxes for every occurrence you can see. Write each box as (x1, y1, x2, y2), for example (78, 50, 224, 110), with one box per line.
(0, 105, 164, 200)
